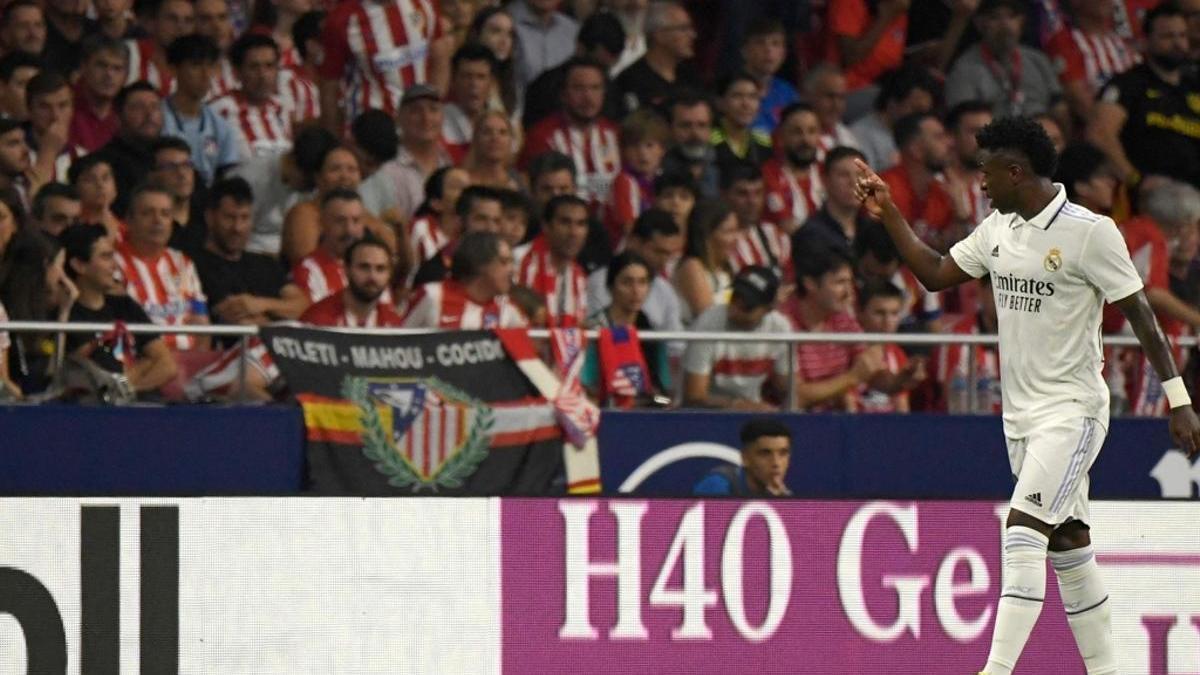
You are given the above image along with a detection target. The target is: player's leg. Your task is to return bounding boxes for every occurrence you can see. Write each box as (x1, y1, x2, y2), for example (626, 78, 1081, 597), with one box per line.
(1049, 491, 1118, 673)
(983, 420, 1102, 675)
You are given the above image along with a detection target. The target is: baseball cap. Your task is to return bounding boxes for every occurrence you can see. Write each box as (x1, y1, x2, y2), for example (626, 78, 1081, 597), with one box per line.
(731, 266, 779, 310)
(977, 0, 1026, 15)
(400, 84, 441, 107)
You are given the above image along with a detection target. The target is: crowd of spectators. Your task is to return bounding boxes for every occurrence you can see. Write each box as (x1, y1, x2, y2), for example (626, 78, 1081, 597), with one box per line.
(0, 0, 1197, 416)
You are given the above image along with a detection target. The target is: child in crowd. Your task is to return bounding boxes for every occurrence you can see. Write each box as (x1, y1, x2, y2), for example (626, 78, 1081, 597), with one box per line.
(854, 279, 926, 413)
(604, 109, 669, 250)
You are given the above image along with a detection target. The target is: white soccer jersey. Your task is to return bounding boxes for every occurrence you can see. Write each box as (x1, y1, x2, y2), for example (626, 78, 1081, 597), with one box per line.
(949, 184, 1144, 437)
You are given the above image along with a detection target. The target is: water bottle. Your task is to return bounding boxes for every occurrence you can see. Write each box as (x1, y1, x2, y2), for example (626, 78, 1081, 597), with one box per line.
(949, 374, 969, 414)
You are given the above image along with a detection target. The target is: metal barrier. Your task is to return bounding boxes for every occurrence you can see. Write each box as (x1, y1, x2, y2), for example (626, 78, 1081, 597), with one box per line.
(2, 321, 1195, 411)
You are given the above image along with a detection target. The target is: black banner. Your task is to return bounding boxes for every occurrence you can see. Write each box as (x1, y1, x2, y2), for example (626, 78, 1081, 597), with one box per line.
(262, 325, 563, 495)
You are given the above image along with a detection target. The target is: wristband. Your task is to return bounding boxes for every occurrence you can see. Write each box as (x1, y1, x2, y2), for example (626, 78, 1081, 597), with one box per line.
(1163, 376, 1192, 409)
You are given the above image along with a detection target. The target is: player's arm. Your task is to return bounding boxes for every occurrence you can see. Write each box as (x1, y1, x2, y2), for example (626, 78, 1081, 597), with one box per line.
(854, 159, 975, 292)
(1114, 290, 1200, 456)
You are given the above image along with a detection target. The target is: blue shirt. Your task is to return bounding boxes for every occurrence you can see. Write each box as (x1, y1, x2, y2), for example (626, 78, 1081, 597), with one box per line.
(693, 465, 751, 496)
(160, 98, 246, 185)
(752, 77, 800, 134)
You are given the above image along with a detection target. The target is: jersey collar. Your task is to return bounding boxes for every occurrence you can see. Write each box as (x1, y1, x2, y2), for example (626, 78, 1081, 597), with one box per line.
(1012, 183, 1067, 230)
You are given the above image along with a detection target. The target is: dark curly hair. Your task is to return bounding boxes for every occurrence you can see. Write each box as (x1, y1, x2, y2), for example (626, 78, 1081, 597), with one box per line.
(975, 116, 1059, 178)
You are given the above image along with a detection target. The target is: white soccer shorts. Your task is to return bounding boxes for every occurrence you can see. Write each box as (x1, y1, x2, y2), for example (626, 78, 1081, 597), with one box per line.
(1005, 417, 1107, 526)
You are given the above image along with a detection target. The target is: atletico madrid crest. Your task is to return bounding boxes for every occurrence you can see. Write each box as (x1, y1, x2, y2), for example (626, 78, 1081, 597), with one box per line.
(344, 376, 493, 491)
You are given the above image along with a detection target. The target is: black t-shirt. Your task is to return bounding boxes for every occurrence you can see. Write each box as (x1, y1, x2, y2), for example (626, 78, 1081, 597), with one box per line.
(614, 57, 704, 118)
(1100, 63, 1200, 185)
(192, 248, 287, 321)
(41, 16, 101, 76)
(67, 295, 159, 373)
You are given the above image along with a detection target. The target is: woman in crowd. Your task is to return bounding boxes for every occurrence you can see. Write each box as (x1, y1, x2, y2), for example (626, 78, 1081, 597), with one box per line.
(69, 155, 123, 242)
(0, 222, 77, 396)
(462, 109, 523, 192)
(583, 251, 669, 406)
(467, 7, 519, 114)
(280, 144, 401, 269)
(674, 199, 737, 324)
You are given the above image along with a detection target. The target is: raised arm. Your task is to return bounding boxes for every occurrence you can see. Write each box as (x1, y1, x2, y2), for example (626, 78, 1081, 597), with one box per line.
(1114, 290, 1200, 456)
(854, 159, 975, 292)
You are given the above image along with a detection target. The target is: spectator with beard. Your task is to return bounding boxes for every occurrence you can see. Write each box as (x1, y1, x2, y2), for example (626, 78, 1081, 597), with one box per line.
(290, 188, 380, 307)
(94, 83, 165, 216)
(880, 112, 958, 252)
(944, 101, 994, 228)
(848, 66, 938, 172)
(280, 144, 399, 269)
(520, 56, 620, 211)
(209, 33, 293, 157)
(711, 71, 772, 173)
(194, 177, 307, 331)
(526, 150, 612, 273)
(1, 1, 46, 58)
(402, 230, 527, 328)
(300, 236, 402, 327)
(522, 10, 624, 128)
(61, 223, 178, 394)
(1090, 3, 1200, 187)
(762, 103, 825, 234)
(661, 89, 719, 199)
(613, 0, 700, 117)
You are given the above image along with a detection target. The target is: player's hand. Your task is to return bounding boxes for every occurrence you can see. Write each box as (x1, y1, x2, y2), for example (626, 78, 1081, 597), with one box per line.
(1168, 405, 1200, 458)
(853, 159, 895, 220)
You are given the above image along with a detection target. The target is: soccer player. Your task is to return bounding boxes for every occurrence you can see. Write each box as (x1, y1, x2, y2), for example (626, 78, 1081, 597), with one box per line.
(854, 115, 1200, 675)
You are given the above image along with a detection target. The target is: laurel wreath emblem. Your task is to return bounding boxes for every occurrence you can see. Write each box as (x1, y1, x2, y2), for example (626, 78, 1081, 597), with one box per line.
(343, 375, 494, 492)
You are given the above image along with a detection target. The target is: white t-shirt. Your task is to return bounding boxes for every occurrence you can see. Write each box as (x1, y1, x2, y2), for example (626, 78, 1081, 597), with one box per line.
(949, 184, 1143, 437)
(683, 304, 794, 403)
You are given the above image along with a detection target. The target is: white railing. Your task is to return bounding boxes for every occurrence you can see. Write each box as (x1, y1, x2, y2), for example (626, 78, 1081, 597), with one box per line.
(3, 321, 1194, 411)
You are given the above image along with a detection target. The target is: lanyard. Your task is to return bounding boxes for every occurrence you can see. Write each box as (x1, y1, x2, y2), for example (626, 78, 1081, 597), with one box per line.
(980, 44, 1024, 111)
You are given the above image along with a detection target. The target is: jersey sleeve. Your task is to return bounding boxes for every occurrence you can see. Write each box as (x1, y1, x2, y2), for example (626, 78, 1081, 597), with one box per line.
(1083, 217, 1145, 303)
(1046, 30, 1086, 84)
(948, 216, 994, 278)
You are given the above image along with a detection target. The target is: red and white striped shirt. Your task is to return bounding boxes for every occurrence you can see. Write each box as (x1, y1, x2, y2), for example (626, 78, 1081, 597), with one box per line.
(300, 291, 404, 327)
(934, 313, 1002, 414)
(514, 235, 588, 328)
(441, 102, 472, 164)
(291, 247, 395, 306)
(278, 68, 321, 124)
(729, 221, 793, 282)
(786, 301, 865, 412)
(856, 343, 910, 413)
(401, 280, 527, 328)
(209, 91, 293, 155)
(1047, 25, 1138, 95)
(209, 58, 240, 99)
(280, 44, 302, 70)
(409, 214, 450, 264)
(291, 247, 346, 303)
(521, 112, 621, 210)
(318, 0, 443, 122)
(125, 38, 175, 96)
(762, 158, 825, 229)
(114, 240, 207, 351)
(30, 145, 86, 183)
(602, 170, 651, 249)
